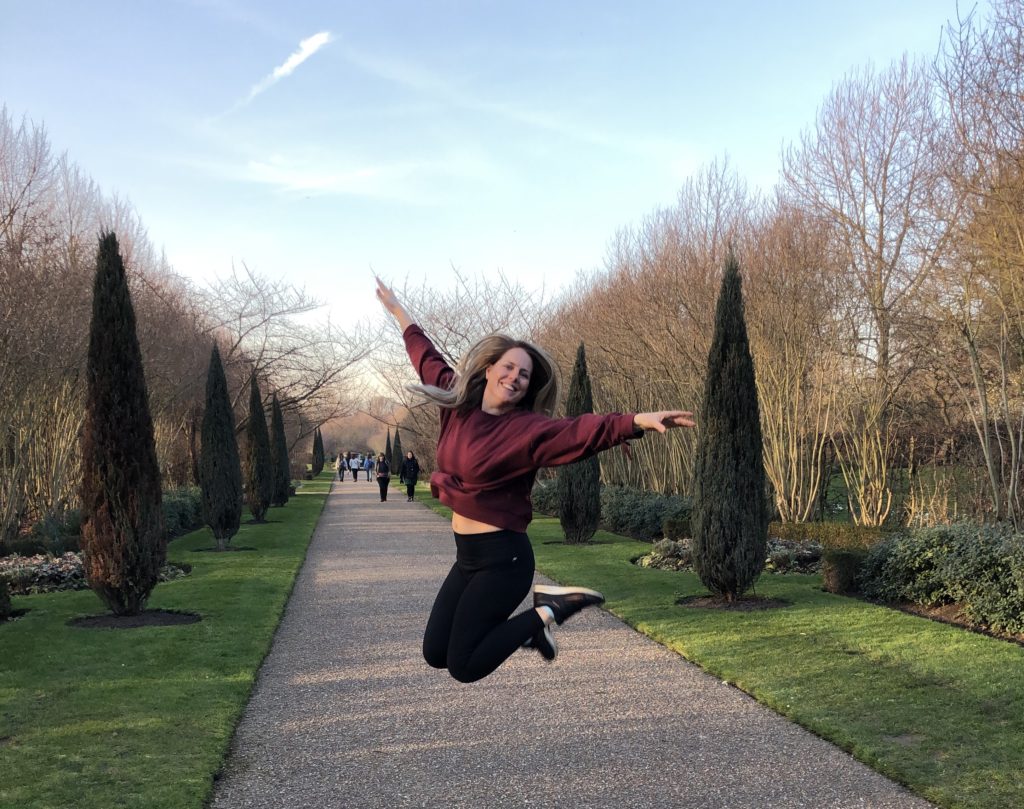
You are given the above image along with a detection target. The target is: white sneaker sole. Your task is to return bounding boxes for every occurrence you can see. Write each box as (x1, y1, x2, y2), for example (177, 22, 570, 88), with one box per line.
(533, 584, 604, 600)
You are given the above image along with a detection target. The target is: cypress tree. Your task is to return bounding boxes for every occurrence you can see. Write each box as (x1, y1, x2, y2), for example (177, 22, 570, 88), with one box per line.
(391, 428, 403, 487)
(311, 427, 324, 476)
(79, 232, 165, 616)
(557, 343, 601, 544)
(385, 428, 393, 465)
(199, 345, 243, 550)
(691, 254, 769, 601)
(245, 378, 274, 522)
(270, 393, 290, 506)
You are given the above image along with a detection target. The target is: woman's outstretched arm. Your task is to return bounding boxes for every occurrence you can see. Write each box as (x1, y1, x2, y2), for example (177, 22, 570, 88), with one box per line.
(632, 411, 697, 433)
(376, 277, 415, 332)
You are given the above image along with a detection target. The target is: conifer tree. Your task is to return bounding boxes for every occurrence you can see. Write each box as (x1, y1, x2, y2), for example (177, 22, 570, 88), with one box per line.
(691, 254, 768, 601)
(391, 428, 403, 487)
(80, 232, 165, 615)
(245, 378, 274, 522)
(557, 343, 601, 544)
(311, 427, 324, 476)
(385, 429, 393, 466)
(270, 393, 290, 506)
(200, 345, 242, 550)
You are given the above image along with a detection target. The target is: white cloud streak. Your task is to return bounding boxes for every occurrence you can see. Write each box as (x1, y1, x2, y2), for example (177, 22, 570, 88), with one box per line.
(244, 30, 333, 105)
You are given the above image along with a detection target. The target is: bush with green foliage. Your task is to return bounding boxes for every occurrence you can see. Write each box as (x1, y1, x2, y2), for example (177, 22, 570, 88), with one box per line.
(860, 522, 1024, 633)
(691, 255, 768, 601)
(163, 487, 203, 539)
(601, 485, 692, 541)
(0, 579, 10, 619)
(79, 232, 165, 616)
(533, 481, 692, 541)
(558, 343, 601, 544)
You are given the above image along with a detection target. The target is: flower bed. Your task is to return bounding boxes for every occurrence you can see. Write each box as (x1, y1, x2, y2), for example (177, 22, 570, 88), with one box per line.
(0, 553, 190, 595)
(636, 537, 823, 574)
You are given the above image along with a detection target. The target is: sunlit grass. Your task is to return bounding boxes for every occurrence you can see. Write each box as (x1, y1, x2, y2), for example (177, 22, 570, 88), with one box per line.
(0, 473, 331, 809)
(420, 492, 1024, 809)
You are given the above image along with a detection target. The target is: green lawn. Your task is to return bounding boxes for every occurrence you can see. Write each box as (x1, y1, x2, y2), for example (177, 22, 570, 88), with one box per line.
(419, 492, 1024, 809)
(0, 472, 331, 809)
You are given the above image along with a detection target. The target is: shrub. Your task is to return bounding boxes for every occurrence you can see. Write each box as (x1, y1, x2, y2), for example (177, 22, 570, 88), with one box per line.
(162, 487, 203, 538)
(0, 580, 10, 619)
(822, 549, 866, 594)
(769, 521, 887, 550)
(601, 486, 690, 540)
(532, 479, 560, 516)
(859, 522, 1024, 633)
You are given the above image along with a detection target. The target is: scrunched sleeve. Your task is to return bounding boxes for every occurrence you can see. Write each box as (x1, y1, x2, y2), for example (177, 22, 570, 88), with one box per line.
(403, 324, 455, 390)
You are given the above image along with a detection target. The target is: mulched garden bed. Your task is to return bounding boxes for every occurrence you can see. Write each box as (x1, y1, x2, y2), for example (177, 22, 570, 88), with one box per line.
(68, 609, 202, 629)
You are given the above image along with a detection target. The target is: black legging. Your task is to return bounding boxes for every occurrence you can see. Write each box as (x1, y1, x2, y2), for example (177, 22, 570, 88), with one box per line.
(405, 481, 416, 499)
(377, 475, 389, 501)
(423, 530, 543, 683)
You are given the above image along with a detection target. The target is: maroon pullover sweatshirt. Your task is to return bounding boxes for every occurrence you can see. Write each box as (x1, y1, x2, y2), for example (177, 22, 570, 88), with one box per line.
(403, 324, 640, 532)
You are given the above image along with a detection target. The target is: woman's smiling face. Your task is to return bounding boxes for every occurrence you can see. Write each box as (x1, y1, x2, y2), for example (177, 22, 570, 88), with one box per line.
(482, 347, 532, 413)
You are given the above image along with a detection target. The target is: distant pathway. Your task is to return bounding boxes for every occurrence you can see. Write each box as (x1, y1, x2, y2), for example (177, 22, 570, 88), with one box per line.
(210, 480, 934, 809)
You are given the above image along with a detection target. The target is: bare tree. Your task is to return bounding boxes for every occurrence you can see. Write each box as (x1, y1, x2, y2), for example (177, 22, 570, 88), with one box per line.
(201, 263, 375, 443)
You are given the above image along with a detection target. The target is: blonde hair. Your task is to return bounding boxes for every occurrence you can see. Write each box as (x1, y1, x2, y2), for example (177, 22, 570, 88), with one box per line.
(411, 334, 562, 416)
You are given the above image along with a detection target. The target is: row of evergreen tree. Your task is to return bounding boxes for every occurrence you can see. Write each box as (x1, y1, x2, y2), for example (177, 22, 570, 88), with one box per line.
(80, 232, 315, 617)
(82, 230, 765, 614)
(557, 255, 767, 602)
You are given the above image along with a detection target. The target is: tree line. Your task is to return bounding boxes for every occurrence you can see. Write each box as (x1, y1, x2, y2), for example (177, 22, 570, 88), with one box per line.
(377, 1, 1024, 530)
(0, 106, 372, 546)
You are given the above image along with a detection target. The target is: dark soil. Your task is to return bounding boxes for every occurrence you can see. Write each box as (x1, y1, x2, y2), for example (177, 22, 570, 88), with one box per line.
(68, 609, 202, 629)
(1, 609, 30, 623)
(677, 594, 791, 611)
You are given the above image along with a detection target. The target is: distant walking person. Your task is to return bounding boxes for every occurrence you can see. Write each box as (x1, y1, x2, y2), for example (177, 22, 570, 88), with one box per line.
(375, 453, 391, 502)
(335, 454, 345, 482)
(377, 277, 695, 683)
(363, 454, 373, 482)
(349, 453, 361, 481)
(400, 451, 420, 501)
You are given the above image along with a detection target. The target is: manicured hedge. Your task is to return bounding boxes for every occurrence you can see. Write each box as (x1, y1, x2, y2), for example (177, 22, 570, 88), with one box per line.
(859, 522, 1024, 633)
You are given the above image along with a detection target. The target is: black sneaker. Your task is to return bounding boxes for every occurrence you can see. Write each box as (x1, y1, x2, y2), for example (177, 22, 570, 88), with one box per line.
(533, 585, 605, 625)
(522, 624, 557, 662)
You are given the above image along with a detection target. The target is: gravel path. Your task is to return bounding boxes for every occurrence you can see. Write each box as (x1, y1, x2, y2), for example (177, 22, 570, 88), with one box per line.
(209, 481, 934, 809)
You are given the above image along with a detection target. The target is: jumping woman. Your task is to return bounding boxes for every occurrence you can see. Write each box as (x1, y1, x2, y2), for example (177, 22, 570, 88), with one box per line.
(376, 278, 695, 683)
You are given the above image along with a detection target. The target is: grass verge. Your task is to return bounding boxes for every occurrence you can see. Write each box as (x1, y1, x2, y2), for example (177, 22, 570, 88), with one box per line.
(0, 472, 331, 809)
(419, 493, 1023, 809)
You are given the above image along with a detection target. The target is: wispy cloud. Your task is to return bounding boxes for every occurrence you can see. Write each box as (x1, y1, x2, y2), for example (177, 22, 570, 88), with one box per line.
(220, 30, 333, 115)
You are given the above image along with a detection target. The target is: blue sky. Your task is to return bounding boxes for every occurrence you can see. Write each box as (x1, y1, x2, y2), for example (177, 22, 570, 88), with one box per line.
(1, 0, 963, 322)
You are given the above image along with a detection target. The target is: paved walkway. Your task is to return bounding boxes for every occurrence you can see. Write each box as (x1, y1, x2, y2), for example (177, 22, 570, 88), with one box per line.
(210, 481, 934, 809)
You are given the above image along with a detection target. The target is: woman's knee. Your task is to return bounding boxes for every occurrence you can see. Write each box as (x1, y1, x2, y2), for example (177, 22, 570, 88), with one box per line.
(446, 658, 485, 684)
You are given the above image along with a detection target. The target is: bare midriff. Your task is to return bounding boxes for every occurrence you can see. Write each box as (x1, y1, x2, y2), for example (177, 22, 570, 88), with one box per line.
(451, 512, 505, 535)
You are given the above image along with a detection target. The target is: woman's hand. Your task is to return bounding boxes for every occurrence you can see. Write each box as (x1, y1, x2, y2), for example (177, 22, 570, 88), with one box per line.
(375, 276, 415, 331)
(633, 411, 696, 433)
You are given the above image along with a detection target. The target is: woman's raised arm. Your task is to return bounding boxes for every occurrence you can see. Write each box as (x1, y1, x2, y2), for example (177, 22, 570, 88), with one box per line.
(376, 277, 416, 332)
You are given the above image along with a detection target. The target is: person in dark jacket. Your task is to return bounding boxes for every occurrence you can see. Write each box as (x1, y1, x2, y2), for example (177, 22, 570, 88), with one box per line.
(374, 453, 390, 502)
(377, 277, 695, 684)
(400, 451, 420, 501)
